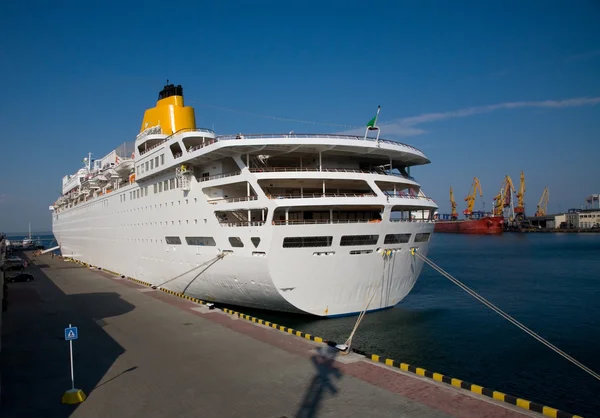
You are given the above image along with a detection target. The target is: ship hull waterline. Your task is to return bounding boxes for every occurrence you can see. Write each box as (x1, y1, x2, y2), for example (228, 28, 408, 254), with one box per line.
(433, 217, 504, 235)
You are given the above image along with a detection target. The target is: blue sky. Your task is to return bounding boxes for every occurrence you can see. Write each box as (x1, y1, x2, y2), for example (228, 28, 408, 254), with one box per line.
(1, 0, 599, 233)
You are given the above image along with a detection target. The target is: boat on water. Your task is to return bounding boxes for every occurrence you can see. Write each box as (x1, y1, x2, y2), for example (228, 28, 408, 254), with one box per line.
(434, 212, 504, 234)
(51, 83, 438, 316)
(434, 179, 504, 235)
(22, 222, 34, 248)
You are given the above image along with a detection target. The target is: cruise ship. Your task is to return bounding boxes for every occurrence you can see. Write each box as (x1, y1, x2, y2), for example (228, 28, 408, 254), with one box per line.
(51, 84, 438, 317)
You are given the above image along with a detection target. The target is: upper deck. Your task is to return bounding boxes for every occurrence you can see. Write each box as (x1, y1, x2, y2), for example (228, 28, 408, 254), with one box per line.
(212, 133, 429, 165)
(135, 129, 429, 169)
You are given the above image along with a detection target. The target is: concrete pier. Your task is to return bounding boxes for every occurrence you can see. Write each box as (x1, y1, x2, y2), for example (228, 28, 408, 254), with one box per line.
(1, 253, 542, 418)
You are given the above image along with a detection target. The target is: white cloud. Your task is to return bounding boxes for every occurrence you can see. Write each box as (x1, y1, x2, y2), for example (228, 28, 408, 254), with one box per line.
(341, 97, 600, 137)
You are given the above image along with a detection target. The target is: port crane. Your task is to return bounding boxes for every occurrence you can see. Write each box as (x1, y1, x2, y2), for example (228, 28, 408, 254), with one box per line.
(514, 171, 526, 219)
(535, 187, 549, 216)
(463, 177, 483, 217)
(493, 175, 516, 220)
(449, 187, 458, 220)
(493, 187, 504, 217)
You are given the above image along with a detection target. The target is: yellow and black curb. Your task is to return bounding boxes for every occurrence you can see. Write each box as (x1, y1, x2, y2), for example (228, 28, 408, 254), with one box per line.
(128, 277, 154, 288)
(350, 347, 581, 418)
(221, 308, 325, 343)
(56, 255, 582, 418)
(158, 287, 206, 304)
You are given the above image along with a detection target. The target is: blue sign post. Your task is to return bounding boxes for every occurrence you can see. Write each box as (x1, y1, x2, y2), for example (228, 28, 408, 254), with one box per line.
(65, 326, 78, 341)
(61, 324, 86, 404)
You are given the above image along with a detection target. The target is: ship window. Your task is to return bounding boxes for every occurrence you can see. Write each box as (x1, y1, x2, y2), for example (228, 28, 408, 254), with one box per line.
(384, 234, 411, 244)
(228, 237, 244, 247)
(185, 236, 216, 246)
(415, 233, 431, 242)
(154, 184, 157, 193)
(150, 160, 154, 169)
(251, 237, 261, 248)
(170, 178, 175, 189)
(164, 180, 169, 191)
(165, 236, 182, 245)
(170, 142, 183, 158)
(155, 156, 159, 167)
(159, 182, 163, 193)
(137, 190, 140, 198)
(283, 236, 333, 248)
(145, 187, 148, 197)
(145, 162, 149, 171)
(161, 154, 165, 165)
(340, 235, 379, 246)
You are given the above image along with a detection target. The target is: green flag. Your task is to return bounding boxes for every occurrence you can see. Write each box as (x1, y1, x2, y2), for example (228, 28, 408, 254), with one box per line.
(366, 106, 381, 128)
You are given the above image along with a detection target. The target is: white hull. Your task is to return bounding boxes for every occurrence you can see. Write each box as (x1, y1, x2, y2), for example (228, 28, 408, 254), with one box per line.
(53, 180, 433, 316)
(51, 84, 437, 317)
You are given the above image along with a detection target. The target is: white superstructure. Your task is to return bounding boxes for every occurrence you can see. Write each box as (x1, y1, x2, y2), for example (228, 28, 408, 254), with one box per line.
(51, 84, 438, 316)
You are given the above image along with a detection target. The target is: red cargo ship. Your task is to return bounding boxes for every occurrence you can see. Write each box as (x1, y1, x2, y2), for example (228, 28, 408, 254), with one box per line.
(436, 179, 504, 234)
(434, 216, 504, 234)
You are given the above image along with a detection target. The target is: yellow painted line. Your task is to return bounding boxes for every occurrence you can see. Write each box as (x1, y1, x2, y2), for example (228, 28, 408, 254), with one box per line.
(451, 378, 462, 388)
(542, 406, 558, 417)
(400, 363, 409, 371)
(371, 354, 380, 362)
(287, 328, 293, 334)
(304, 334, 311, 340)
(295, 331, 302, 337)
(432, 373, 444, 382)
(470, 384, 483, 395)
(516, 399, 530, 409)
(416, 367, 426, 376)
(385, 359, 394, 366)
(314, 336, 323, 343)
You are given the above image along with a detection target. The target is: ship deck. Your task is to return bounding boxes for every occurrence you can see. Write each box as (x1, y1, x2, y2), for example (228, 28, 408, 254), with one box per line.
(1, 252, 541, 418)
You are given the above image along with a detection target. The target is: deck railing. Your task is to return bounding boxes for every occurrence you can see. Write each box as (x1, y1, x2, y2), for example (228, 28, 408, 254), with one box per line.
(384, 192, 436, 203)
(217, 133, 424, 154)
(138, 128, 215, 156)
(208, 196, 259, 204)
(199, 171, 242, 182)
(139, 141, 166, 156)
(272, 219, 376, 225)
(218, 221, 265, 227)
(249, 167, 416, 180)
(267, 192, 377, 199)
(390, 219, 434, 223)
(187, 139, 218, 153)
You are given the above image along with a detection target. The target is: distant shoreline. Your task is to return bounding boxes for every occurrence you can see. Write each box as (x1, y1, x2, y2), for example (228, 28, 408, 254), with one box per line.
(508, 228, 600, 234)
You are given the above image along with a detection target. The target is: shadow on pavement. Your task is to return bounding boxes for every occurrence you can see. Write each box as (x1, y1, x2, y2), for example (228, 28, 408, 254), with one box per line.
(1, 254, 135, 418)
(295, 345, 343, 418)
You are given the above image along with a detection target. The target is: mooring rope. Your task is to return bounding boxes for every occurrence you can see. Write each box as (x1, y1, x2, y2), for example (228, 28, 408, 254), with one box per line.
(413, 249, 600, 382)
(151, 252, 227, 289)
(340, 251, 394, 354)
